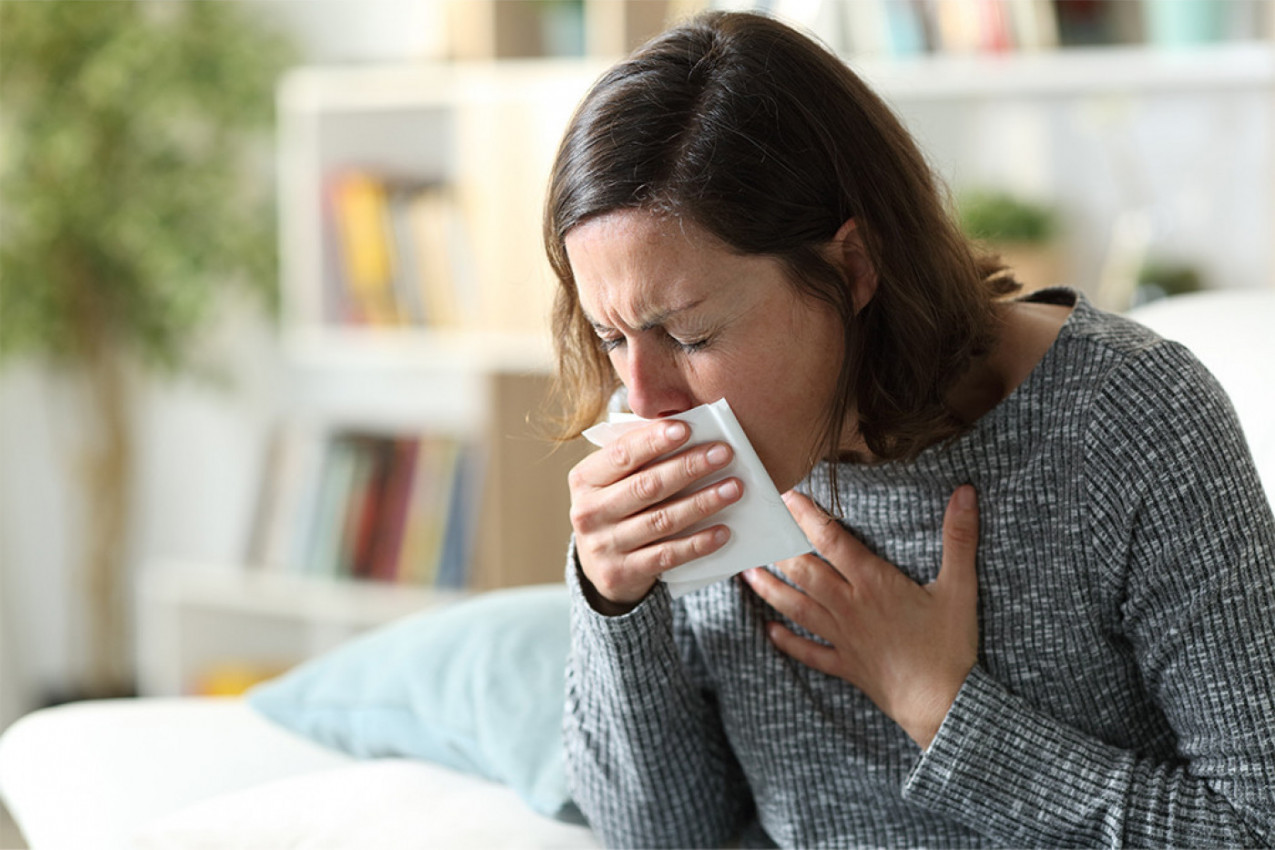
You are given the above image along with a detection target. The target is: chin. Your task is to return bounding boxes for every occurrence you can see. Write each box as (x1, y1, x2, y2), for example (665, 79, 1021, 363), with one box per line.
(760, 457, 801, 496)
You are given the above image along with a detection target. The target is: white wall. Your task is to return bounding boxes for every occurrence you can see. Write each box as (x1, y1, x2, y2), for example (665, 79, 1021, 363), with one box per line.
(0, 301, 282, 717)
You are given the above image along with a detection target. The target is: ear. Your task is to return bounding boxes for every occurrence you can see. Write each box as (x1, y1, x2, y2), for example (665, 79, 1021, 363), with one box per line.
(829, 218, 878, 313)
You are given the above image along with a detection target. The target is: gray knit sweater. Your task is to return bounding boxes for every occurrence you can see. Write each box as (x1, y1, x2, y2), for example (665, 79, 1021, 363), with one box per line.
(564, 290, 1275, 848)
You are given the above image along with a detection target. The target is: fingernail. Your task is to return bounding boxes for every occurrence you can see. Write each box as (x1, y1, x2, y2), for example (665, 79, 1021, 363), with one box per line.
(956, 485, 976, 510)
(781, 490, 796, 505)
(665, 421, 688, 441)
(713, 527, 730, 546)
(706, 444, 730, 466)
(717, 479, 740, 500)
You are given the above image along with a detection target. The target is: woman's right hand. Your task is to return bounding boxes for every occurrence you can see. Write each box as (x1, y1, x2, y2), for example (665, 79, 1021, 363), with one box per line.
(568, 418, 743, 614)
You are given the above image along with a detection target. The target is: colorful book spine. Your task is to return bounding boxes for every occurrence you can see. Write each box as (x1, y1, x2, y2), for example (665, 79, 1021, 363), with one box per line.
(324, 172, 476, 330)
(328, 172, 401, 326)
(255, 429, 480, 589)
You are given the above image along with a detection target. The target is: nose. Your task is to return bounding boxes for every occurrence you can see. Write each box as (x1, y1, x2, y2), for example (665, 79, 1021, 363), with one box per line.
(622, 338, 694, 419)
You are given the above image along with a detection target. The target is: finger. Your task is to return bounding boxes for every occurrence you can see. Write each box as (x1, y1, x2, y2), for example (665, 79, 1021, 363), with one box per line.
(774, 550, 850, 600)
(781, 490, 872, 581)
(569, 440, 733, 535)
(742, 566, 836, 639)
(610, 440, 735, 519)
(764, 621, 842, 679)
(570, 419, 692, 490)
(936, 485, 979, 601)
(625, 523, 732, 576)
(609, 476, 743, 553)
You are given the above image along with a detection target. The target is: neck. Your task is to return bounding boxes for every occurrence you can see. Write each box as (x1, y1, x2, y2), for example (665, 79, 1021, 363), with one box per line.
(830, 297, 1072, 465)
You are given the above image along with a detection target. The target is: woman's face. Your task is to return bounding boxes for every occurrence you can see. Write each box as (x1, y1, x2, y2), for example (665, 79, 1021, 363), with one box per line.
(565, 209, 847, 493)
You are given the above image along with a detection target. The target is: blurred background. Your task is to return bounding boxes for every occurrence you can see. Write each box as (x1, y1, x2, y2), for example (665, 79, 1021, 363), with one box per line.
(1, 0, 1272, 762)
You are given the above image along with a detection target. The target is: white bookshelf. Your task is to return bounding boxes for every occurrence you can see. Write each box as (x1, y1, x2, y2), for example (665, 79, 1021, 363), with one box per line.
(135, 34, 1275, 697)
(136, 562, 467, 696)
(136, 60, 593, 697)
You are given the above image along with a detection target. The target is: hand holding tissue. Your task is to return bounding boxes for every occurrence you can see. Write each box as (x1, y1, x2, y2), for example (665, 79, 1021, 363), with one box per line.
(583, 399, 811, 598)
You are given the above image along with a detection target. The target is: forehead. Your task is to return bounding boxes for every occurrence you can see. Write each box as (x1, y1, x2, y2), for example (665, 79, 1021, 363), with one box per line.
(565, 211, 757, 321)
(565, 210, 723, 276)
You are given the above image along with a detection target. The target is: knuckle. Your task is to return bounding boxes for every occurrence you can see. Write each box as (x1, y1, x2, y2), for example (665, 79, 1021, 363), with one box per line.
(581, 539, 607, 565)
(606, 525, 627, 559)
(646, 506, 674, 538)
(655, 545, 678, 571)
(566, 464, 589, 493)
(607, 440, 632, 470)
(686, 531, 712, 560)
(629, 469, 661, 503)
(693, 485, 723, 517)
(810, 516, 842, 550)
(680, 449, 704, 480)
(783, 556, 811, 586)
(568, 502, 594, 533)
(784, 593, 817, 625)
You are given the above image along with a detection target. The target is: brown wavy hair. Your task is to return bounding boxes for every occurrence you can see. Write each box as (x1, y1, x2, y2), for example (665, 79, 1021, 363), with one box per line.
(544, 11, 1017, 464)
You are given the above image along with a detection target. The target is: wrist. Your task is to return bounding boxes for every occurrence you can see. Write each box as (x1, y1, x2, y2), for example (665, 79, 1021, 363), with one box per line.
(575, 558, 645, 617)
(901, 668, 972, 750)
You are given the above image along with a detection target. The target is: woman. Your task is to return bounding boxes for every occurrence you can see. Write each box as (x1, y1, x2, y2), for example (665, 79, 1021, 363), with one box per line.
(544, 11, 1275, 848)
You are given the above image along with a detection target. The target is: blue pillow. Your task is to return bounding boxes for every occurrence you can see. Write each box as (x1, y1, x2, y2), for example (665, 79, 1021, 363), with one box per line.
(247, 583, 575, 820)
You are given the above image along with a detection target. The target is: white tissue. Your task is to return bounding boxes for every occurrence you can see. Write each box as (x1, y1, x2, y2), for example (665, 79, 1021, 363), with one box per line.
(582, 398, 811, 598)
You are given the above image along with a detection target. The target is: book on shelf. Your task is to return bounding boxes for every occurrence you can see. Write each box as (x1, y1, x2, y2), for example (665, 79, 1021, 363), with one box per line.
(396, 437, 462, 587)
(325, 169, 478, 329)
(248, 427, 484, 589)
(434, 445, 486, 589)
(711, 0, 1258, 57)
(327, 172, 401, 326)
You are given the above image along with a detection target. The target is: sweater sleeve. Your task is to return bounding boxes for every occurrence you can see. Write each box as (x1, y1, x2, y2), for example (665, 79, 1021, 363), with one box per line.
(563, 542, 753, 848)
(904, 342, 1275, 847)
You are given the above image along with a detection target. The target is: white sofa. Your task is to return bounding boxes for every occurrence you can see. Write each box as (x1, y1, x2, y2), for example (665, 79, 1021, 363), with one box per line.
(0, 697, 598, 850)
(1, 289, 1271, 850)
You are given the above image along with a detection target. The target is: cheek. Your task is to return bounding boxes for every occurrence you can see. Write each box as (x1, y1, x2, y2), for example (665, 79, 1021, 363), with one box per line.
(738, 334, 843, 489)
(725, 370, 830, 491)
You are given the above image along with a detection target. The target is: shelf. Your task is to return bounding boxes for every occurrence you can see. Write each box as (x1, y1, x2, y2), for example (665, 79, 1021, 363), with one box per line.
(135, 564, 473, 696)
(279, 59, 613, 113)
(140, 563, 467, 628)
(282, 42, 1275, 113)
(277, 328, 557, 434)
(856, 41, 1275, 101)
(282, 326, 555, 375)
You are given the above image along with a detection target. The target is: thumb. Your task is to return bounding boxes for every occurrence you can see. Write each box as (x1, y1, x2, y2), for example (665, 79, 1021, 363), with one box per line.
(937, 484, 980, 601)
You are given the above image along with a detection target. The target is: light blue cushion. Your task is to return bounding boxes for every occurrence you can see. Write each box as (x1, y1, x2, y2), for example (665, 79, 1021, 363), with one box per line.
(246, 583, 575, 820)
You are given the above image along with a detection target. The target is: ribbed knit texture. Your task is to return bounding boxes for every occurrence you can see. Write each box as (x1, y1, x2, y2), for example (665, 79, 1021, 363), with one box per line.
(564, 290, 1275, 848)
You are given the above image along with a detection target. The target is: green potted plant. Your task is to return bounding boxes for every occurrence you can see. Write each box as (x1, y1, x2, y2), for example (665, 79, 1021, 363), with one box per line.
(0, 1, 294, 698)
(958, 189, 1064, 293)
(1133, 259, 1205, 307)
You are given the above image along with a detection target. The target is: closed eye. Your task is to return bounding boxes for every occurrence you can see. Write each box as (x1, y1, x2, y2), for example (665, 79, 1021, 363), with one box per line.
(591, 327, 711, 354)
(672, 335, 711, 353)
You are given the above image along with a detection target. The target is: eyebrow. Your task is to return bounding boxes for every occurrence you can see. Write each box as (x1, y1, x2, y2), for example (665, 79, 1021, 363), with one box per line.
(585, 298, 706, 333)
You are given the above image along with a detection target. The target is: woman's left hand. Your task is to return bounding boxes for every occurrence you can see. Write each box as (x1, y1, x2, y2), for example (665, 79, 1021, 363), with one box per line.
(742, 487, 980, 750)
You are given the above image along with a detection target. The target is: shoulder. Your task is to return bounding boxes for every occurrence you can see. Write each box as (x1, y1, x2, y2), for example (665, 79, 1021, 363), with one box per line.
(1051, 292, 1238, 441)
(1035, 293, 1254, 515)
(1061, 296, 1273, 590)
